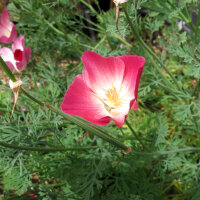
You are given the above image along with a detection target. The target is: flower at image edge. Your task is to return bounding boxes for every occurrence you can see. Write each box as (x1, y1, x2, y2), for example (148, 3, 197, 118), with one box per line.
(0, 8, 17, 44)
(61, 51, 145, 127)
(0, 35, 31, 72)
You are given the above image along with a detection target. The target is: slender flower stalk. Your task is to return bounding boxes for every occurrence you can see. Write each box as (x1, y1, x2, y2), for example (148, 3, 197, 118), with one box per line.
(0, 56, 15, 81)
(0, 140, 200, 157)
(131, 147, 200, 156)
(125, 120, 146, 150)
(195, 4, 200, 42)
(0, 141, 98, 152)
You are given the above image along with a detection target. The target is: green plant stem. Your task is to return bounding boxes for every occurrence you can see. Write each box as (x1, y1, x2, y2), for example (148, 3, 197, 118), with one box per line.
(79, 0, 98, 15)
(1, 140, 199, 156)
(131, 147, 200, 156)
(125, 120, 146, 150)
(195, 4, 200, 42)
(184, 6, 196, 31)
(0, 57, 16, 82)
(93, 35, 106, 50)
(39, 0, 96, 44)
(112, 32, 132, 47)
(45, 103, 128, 150)
(147, 52, 175, 89)
(0, 141, 97, 152)
(44, 20, 90, 53)
(167, 0, 195, 31)
(23, 89, 129, 151)
(122, 4, 183, 92)
(158, 83, 181, 101)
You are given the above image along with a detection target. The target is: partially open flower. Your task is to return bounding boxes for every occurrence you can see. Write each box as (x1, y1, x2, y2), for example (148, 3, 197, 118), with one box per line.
(61, 51, 145, 127)
(113, 0, 129, 6)
(0, 36, 31, 72)
(0, 9, 17, 44)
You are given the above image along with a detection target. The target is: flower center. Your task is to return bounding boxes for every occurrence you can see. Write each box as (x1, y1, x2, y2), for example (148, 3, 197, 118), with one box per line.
(103, 85, 121, 110)
(14, 49, 23, 61)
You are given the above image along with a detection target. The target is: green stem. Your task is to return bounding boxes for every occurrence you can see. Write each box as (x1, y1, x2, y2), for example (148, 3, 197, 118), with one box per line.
(112, 32, 132, 47)
(1, 140, 200, 156)
(167, 0, 195, 31)
(44, 20, 90, 53)
(0, 141, 97, 152)
(158, 83, 181, 101)
(195, 4, 200, 42)
(79, 0, 98, 15)
(131, 147, 200, 156)
(0, 57, 16, 82)
(122, 4, 183, 92)
(22, 86, 127, 150)
(46, 104, 128, 151)
(147, 52, 175, 89)
(184, 7, 196, 32)
(93, 35, 106, 50)
(39, 0, 96, 44)
(125, 120, 146, 150)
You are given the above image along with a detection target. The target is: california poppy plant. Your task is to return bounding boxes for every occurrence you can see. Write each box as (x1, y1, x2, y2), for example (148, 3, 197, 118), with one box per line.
(0, 36, 31, 72)
(61, 51, 145, 127)
(0, 9, 17, 44)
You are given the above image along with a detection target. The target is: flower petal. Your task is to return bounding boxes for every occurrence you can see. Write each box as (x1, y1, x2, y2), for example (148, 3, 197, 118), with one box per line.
(1, 9, 10, 27)
(111, 104, 130, 127)
(8, 24, 17, 43)
(12, 36, 25, 51)
(61, 75, 111, 125)
(0, 47, 16, 72)
(12, 36, 31, 71)
(82, 51, 125, 96)
(0, 25, 10, 38)
(25, 47, 31, 62)
(0, 9, 17, 43)
(119, 55, 145, 101)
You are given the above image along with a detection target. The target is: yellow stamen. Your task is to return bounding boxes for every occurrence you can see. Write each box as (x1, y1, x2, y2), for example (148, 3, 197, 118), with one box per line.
(104, 85, 121, 108)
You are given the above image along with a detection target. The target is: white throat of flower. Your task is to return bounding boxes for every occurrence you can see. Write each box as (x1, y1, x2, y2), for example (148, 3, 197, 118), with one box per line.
(96, 84, 128, 115)
(4, 27, 11, 38)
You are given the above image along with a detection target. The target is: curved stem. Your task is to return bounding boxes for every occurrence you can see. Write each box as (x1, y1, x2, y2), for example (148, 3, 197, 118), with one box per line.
(125, 120, 146, 150)
(167, 0, 196, 32)
(0, 141, 97, 152)
(132, 147, 200, 156)
(0, 57, 16, 82)
(195, 4, 200, 42)
(79, 0, 98, 15)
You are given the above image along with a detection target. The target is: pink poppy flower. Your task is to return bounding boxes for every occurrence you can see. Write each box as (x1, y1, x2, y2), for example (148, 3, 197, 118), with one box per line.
(61, 51, 145, 127)
(0, 9, 17, 44)
(0, 35, 31, 72)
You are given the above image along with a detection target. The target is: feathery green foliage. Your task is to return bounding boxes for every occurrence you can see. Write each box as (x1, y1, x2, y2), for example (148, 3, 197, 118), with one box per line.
(0, 0, 199, 199)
